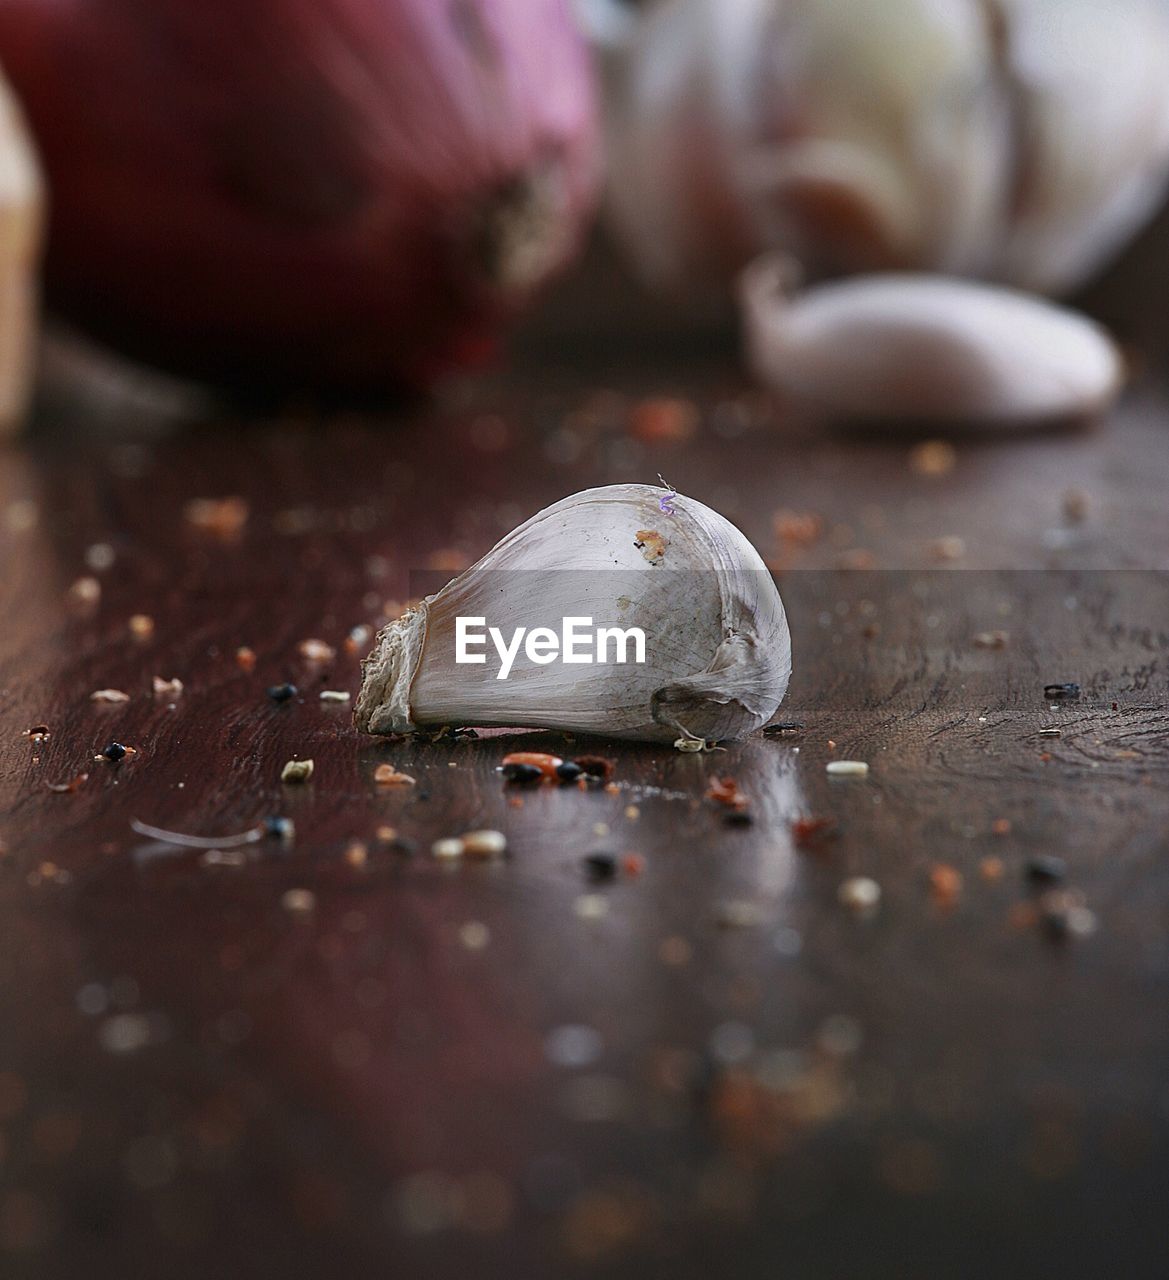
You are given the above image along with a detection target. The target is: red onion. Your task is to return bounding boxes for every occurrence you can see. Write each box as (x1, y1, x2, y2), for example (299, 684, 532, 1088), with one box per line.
(0, 0, 601, 392)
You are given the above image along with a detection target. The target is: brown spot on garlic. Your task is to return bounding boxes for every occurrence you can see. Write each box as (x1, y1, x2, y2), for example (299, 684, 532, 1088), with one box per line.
(740, 255, 1123, 428)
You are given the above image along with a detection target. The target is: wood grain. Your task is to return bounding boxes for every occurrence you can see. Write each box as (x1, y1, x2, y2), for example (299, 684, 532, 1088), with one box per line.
(0, 329, 1167, 1278)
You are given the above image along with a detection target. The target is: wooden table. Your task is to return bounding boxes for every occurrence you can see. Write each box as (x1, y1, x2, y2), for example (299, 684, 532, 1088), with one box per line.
(1, 251, 1168, 1278)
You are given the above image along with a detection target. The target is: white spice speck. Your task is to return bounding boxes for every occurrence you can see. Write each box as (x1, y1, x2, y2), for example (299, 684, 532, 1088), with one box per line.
(280, 758, 314, 784)
(838, 877, 881, 913)
(432, 837, 465, 860)
(319, 689, 351, 703)
(715, 899, 767, 929)
(281, 887, 316, 913)
(574, 893, 609, 920)
(827, 760, 869, 777)
(545, 1024, 603, 1068)
(85, 542, 116, 571)
(98, 1012, 157, 1054)
(458, 921, 490, 950)
(461, 829, 507, 859)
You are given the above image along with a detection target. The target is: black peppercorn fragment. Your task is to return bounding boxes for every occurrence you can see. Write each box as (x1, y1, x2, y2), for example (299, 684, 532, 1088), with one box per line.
(1026, 855, 1067, 885)
(502, 762, 543, 784)
(264, 816, 295, 843)
(100, 741, 127, 762)
(555, 761, 584, 783)
(724, 810, 754, 827)
(583, 852, 618, 881)
(1043, 683, 1080, 700)
(267, 682, 298, 703)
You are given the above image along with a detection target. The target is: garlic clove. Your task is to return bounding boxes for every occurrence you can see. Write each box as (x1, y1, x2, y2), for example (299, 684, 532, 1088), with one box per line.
(739, 253, 1123, 428)
(355, 485, 791, 744)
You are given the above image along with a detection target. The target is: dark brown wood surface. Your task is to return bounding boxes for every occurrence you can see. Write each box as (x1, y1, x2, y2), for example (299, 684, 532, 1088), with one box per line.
(1, 251, 1169, 1279)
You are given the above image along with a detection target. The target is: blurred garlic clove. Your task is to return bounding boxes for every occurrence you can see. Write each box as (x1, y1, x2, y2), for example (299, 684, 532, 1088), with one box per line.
(994, 0, 1169, 292)
(356, 484, 791, 743)
(603, 0, 1169, 297)
(0, 72, 43, 436)
(739, 253, 1123, 427)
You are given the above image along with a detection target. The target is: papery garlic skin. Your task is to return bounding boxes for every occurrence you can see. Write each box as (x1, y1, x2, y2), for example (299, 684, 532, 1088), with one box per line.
(604, 0, 1169, 296)
(356, 485, 791, 743)
(740, 253, 1123, 426)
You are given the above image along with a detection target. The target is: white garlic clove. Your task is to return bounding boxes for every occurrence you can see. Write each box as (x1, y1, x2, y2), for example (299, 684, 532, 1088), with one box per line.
(355, 485, 791, 743)
(739, 253, 1123, 428)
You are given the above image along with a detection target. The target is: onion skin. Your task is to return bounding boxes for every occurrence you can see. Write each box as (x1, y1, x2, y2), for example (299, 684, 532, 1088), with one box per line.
(0, 0, 601, 392)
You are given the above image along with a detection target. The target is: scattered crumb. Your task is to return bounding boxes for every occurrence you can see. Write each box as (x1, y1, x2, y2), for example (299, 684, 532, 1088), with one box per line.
(298, 638, 336, 663)
(152, 676, 183, 699)
(84, 542, 116, 571)
(46, 773, 89, 794)
(659, 935, 691, 966)
(235, 646, 257, 673)
(928, 864, 963, 906)
(373, 763, 415, 786)
(929, 535, 966, 562)
(432, 837, 465, 860)
(991, 818, 1011, 836)
(280, 758, 314, 784)
(281, 887, 315, 914)
(705, 775, 748, 810)
(772, 509, 824, 547)
(184, 496, 249, 538)
(628, 397, 698, 443)
(319, 689, 351, 703)
(792, 816, 836, 849)
(979, 856, 1005, 882)
(459, 921, 491, 950)
(715, 900, 767, 929)
(838, 877, 881, 913)
(23, 724, 50, 743)
(128, 614, 155, 639)
(826, 760, 869, 778)
(375, 825, 397, 843)
(622, 853, 645, 878)
(69, 576, 101, 604)
(1062, 488, 1089, 524)
(344, 841, 368, 868)
(344, 625, 372, 655)
(909, 440, 957, 476)
(1038, 727, 1061, 738)
(461, 830, 507, 859)
(674, 737, 706, 753)
(624, 805, 640, 821)
(972, 631, 1009, 649)
(574, 893, 609, 920)
(501, 751, 563, 780)
(91, 689, 131, 704)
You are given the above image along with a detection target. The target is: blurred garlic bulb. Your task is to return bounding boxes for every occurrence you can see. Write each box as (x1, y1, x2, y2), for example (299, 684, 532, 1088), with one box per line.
(739, 254, 1124, 426)
(602, 0, 1169, 295)
(356, 484, 791, 743)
